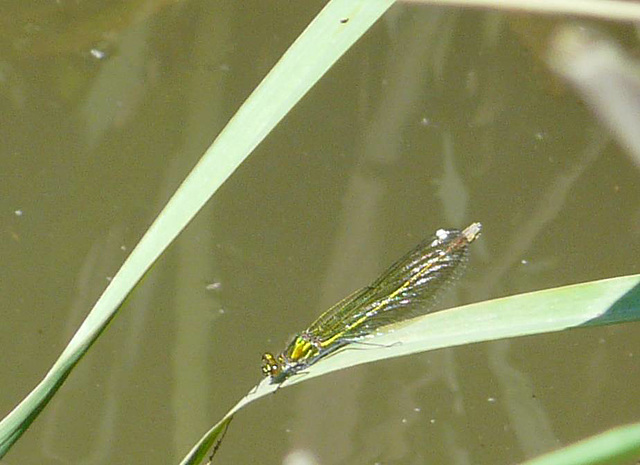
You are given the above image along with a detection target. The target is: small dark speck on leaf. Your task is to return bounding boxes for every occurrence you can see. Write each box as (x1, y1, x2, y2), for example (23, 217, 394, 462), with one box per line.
(340, 18, 349, 24)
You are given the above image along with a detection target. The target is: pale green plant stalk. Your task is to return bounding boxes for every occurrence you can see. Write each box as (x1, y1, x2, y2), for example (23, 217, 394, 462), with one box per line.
(181, 275, 640, 464)
(0, 0, 395, 457)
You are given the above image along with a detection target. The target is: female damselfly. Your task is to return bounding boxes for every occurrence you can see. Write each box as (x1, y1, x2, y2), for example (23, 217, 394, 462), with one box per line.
(261, 222, 482, 384)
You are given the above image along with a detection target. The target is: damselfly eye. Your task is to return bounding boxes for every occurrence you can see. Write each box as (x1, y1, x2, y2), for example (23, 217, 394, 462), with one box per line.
(261, 353, 279, 377)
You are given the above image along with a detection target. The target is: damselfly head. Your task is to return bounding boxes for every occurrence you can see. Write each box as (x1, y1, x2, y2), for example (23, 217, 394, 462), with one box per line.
(261, 352, 280, 377)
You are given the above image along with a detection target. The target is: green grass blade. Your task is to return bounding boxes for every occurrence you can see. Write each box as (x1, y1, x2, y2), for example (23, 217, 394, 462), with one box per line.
(519, 422, 640, 465)
(180, 416, 234, 465)
(184, 274, 640, 461)
(0, 0, 395, 457)
(277, 273, 640, 386)
(405, 0, 640, 22)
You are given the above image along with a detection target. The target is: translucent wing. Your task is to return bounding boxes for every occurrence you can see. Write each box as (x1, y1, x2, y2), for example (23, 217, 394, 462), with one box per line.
(306, 223, 481, 344)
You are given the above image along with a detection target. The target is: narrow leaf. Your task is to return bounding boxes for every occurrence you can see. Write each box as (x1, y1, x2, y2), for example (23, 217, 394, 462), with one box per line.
(0, 0, 395, 457)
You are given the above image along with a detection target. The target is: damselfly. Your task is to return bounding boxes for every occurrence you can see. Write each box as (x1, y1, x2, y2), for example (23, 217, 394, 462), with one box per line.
(261, 222, 482, 384)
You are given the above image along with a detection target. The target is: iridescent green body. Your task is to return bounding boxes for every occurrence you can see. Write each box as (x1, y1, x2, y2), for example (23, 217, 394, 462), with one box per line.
(261, 222, 482, 384)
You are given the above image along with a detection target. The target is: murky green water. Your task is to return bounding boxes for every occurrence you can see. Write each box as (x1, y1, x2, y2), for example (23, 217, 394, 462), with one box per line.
(0, 1, 638, 464)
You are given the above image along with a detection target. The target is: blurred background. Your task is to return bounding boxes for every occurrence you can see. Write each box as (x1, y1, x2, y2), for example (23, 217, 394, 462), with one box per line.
(0, 1, 638, 464)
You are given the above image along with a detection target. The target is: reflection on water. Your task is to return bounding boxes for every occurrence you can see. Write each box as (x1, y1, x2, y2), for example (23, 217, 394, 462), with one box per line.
(0, 1, 638, 464)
